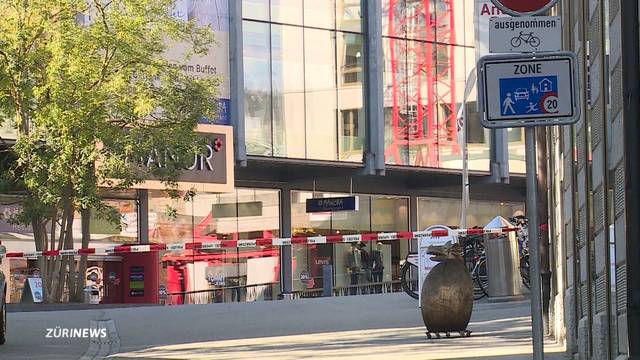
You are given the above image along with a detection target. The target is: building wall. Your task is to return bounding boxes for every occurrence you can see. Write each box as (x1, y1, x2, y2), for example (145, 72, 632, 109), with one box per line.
(553, 0, 628, 358)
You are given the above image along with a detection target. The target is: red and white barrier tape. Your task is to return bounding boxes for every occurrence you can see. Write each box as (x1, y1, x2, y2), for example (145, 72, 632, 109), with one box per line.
(1, 227, 517, 259)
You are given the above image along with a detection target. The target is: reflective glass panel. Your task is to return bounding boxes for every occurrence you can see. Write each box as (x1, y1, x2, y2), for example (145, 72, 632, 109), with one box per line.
(236, 188, 281, 239)
(371, 195, 409, 288)
(405, 0, 430, 41)
(405, 39, 434, 167)
(417, 197, 525, 229)
(271, 25, 306, 158)
(336, 0, 362, 32)
(290, 191, 406, 295)
(153, 188, 281, 305)
(460, 46, 490, 171)
(271, 0, 303, 25)
(381, 0, 405, 38)
(508, 128, 526, 173)
(291, 191, 334, 293)
(243, 21, 273, 156)
(337, 32, 364, 162)
(383, 37, 410, 165)
(149, 190, 194, 244)
(304, 0, 335, 29)
(243, 0, 269, 21)
(304, 28, 337, 161)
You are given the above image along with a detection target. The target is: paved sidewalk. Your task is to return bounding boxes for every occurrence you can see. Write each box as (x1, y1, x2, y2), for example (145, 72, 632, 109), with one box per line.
(3, 293, 567, 359)
(110, 297, 566, 360)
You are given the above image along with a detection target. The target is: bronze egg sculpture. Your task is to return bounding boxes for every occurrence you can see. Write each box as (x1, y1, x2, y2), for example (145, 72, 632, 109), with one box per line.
(420, 241, 473, 338)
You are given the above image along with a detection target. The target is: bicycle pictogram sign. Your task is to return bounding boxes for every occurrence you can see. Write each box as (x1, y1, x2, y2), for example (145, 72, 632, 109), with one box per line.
(510, 31, 541, 48)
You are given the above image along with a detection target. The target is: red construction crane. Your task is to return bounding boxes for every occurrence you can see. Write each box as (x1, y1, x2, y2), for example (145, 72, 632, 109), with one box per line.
(384, 0, 459, 167)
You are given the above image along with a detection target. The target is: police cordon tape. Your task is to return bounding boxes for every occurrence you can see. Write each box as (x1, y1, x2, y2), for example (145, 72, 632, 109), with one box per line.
(1, 227, 518, 259)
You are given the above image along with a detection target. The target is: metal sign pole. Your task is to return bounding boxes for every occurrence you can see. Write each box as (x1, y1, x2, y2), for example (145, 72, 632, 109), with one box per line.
(525, 127, 544, 360)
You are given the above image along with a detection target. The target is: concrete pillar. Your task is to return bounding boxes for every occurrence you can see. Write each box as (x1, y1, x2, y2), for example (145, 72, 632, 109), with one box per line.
(280, 188, 293, 298)
(578, 317, 590, 360)
(362, 0, 385, 176)
(228, 0, 247, 166)
(592, 312, 610, 360)
(565, 288, 578, 355)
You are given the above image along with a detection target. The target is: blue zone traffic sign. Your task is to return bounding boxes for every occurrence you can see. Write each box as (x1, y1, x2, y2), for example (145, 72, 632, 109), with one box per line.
(477, 52, 580, 129)
(499, 76, 559, 116)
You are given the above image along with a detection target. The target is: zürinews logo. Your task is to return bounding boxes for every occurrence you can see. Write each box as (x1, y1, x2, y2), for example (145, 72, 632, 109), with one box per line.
(45, 327, 108, 339)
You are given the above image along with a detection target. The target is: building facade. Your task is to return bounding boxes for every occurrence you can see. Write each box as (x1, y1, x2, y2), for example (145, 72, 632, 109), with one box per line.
(227, 0, 526, 298)
(1, 0, 528, 305)
(547, 0, 630, 359)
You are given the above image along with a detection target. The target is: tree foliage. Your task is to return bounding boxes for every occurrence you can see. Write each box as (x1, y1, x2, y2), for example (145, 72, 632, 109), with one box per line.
(0, 0, 219, 302)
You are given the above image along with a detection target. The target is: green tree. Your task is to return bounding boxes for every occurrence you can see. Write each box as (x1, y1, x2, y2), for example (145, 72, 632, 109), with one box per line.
(0, 0, 219, 302)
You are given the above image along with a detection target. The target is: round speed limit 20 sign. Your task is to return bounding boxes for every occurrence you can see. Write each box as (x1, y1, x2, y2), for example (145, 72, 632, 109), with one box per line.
(490, 0, 559, 16)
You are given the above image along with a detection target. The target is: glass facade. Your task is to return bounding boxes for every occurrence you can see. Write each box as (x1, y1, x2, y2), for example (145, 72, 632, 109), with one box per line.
(381, 0, 488, 170)
(417, 197, 525, 229)
(290, 191, 409, 295)
(242, 0, 365, 162)
(149, 188, 281, 304)
(240, 0, 525, 173)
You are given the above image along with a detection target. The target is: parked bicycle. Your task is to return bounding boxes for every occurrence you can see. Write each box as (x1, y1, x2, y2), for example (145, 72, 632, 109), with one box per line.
(401, 219, 532, 300)
(400, 252, 419, 299)
(400, 233, 488, 301)
(462, 233, 489, 301)
(511, 31, 541, 48)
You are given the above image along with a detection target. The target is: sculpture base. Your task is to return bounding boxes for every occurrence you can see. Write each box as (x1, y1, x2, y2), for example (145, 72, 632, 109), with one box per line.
(426, 330, 472, 339)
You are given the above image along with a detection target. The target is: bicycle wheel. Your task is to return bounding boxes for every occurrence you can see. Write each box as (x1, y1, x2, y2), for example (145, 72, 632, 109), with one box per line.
(530, 36, 541, 47)
(401, 262, 419, 300)
(474, 259, 489, 300)
(520, 255, 531, 289)
(511, 37, 522, 48)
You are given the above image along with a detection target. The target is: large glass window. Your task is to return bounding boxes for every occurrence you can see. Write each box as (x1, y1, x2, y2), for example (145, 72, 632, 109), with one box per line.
(242, 1, 365, 162)
(337, 32, 364, 161)
(381, 0, 488, 170)
(291, 191, 409, 296)
(271, 25, 306, 158)
(336, 0, 362, 32)
(150, 188, 281, 305)
(90, 199, 139, 244)
(243, 0, 269, 21)
(243, 21, 273, 156)
(304, 0, 335, 29)
(305, 28, 338, 160)
(383, 37, 410, 165)
(417, 197, 525, 229)
(271, 0, 303, 25)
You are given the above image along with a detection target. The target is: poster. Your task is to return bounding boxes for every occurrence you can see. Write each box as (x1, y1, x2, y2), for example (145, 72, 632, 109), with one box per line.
(168, 0, 230, 124)
(27, 277, 43, 303)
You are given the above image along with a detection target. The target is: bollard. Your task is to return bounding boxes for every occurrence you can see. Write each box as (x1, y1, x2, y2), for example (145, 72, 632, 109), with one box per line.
(323, 264, 333, 297)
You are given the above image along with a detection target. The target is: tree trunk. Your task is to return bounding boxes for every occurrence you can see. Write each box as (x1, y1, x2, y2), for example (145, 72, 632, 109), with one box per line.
(50, 194, 75, 303)
(64, 204, 76, 301)
(72, 208, 91, 302)
(31, 218, 51, 302)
